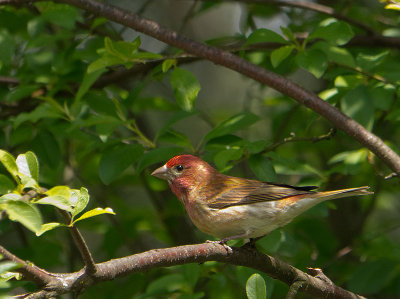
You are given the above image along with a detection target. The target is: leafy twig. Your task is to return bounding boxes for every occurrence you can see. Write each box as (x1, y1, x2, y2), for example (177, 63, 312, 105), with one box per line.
(262, 128, 336, 153)
(59, 210, 97, 275)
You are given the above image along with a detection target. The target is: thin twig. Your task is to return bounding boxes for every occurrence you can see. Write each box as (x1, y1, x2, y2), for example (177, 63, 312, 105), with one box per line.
(59, 210, 97, 275)
(262, 128, 336, 153)
(0, 76, 20, 85)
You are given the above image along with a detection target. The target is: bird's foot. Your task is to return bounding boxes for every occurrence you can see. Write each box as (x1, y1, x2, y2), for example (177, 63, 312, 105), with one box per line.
(206, 239, 232, 253)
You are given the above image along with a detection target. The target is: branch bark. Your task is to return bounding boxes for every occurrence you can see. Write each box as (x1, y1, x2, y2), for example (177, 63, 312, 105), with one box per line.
(2, 243, 365, 299)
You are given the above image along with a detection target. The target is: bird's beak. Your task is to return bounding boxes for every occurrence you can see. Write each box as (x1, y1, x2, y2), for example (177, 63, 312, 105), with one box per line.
(151, 164, 168, 180)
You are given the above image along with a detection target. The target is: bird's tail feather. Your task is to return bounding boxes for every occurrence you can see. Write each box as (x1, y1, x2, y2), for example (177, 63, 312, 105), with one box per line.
(316, 186, 372, 200)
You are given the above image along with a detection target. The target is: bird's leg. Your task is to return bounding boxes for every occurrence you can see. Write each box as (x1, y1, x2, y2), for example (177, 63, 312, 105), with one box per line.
(244, 235, 267, 248)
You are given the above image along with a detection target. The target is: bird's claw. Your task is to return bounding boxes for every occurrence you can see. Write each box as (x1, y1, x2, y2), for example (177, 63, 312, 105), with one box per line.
(206, 239, 232, 253)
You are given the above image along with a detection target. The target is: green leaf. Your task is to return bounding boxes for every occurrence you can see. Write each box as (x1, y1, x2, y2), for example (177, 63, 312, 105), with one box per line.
(40, 3, 79, 29)
(136, 147, 184, 173)
(32, 130, 61, 169)
(34, 196, 73, 212)
(71, 187, 90, 218)
(157, 129, 193, 149)
(204, 112, 260, 142)
(249, 154, 276, 182)
(4, 201, 42, 234)
(246, 273, 267, 299)
(87, 56, 123, 73)
(329, 149, 368, 165)
(170, 67, 201, 112)
(105, 37, 141, 59)
(72, 207, 115, 224)
(214, 148, 243, 171)
(99, 144, 144, 184)
(246, 28, 288, 45)
(162, 59, 177, 73)
(311, 41, 355, 67)
(348, 260, 396, 294)
(309, 19, 354, 46)
(0, 261, 21, 273)
(182, 263, 201, 289)
(356, 51, 389, 71)
(76, 69, 106, 101)
(146, 274, 185, 296)
(296, 49, 328, 78)
(280, 26, 297, 44)
(0, 175, 15, 195)
(0, 193, 22, 204)
(16, 151, 39, 181)
(0, 150, 18, 181)
(341, 86, 374, 131)
(385, 3, 400, 10)
(0, 30, 15, 67)
(36, 222, 64, 236)
(45, 186, 70, 198)
(270, 45, 295, 68)
(13, 104, 62, 129)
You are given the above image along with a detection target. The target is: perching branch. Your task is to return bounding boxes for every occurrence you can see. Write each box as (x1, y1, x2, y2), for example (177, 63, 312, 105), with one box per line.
(2, 242, 365, 299)
(20, 0, 399, 174)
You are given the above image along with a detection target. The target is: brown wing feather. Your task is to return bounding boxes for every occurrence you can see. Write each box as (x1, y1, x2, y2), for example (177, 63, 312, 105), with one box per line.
(206, 176, 316, 209)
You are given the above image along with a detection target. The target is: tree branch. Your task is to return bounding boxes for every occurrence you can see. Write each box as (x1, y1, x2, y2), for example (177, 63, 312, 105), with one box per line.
(59, 210, 97, 275)
(0, 245, 53, 287)
(2, 242, 365, 298)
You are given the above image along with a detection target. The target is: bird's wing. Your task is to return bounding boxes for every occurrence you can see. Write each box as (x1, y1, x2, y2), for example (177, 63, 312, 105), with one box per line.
(206, 177, 316, 209)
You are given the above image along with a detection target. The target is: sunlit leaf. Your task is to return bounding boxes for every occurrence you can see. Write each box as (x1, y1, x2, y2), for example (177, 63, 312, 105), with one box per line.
(4, 201, 42, 234)
(246, 273, 266, 299)
(34, 195, 73, 212)
(72, 207, 115, 224)
(0, 150, 18, 181)
(71, 187, 89, 218)
(16, 151, 39, 181)
(36, 222, 64, 236)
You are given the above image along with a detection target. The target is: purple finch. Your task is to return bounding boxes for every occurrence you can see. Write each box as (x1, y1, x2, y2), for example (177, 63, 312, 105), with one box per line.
(152, 155, 372, 242)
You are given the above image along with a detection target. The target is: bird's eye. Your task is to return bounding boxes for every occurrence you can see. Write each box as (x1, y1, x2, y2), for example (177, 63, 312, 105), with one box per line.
(175, 165, 184, 172)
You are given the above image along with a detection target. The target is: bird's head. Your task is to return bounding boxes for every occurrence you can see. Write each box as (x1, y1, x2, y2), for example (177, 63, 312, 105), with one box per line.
(151, 155, 216, 201)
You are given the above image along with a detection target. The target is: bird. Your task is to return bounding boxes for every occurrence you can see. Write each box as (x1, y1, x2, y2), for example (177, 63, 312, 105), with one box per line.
(151, 154, 372, 243)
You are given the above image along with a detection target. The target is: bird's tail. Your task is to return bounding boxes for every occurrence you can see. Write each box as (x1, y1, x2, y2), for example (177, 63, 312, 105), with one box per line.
(316, 186, 373, 200)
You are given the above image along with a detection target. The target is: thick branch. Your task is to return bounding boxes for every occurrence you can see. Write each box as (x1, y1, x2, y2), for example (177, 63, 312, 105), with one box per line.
(28, 0, 400, 175)
(2, 243, 365, 298)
